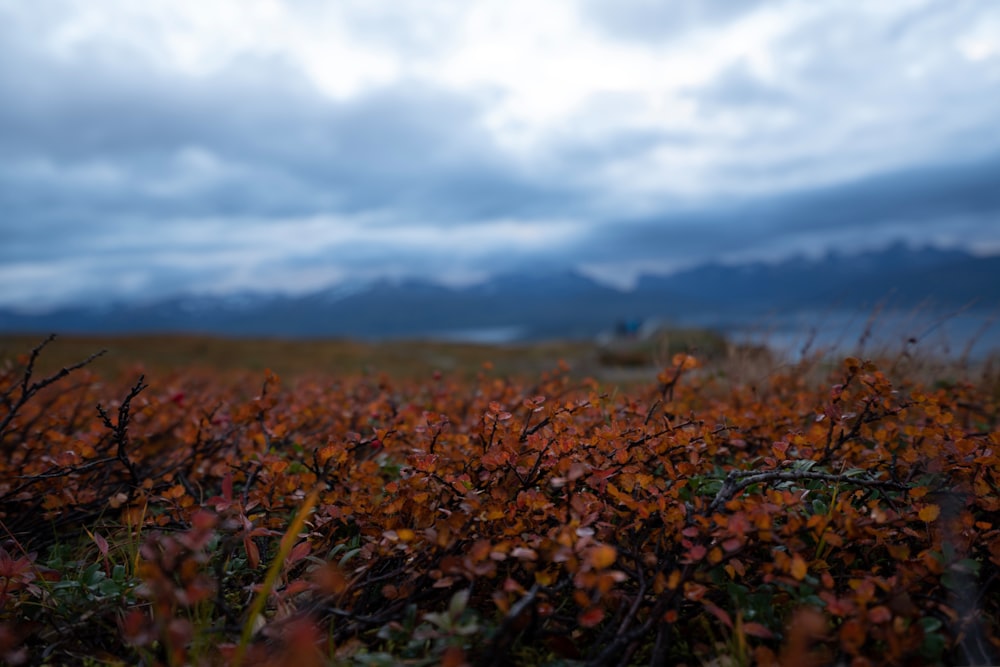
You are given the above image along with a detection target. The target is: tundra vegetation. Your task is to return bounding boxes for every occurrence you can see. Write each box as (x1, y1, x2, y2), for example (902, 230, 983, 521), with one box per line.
(0, 333, 997, 666)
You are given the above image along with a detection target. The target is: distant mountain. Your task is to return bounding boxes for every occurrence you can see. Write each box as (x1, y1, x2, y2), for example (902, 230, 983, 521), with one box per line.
(644, 242, 991, 313)
(1, 244, 997, 340)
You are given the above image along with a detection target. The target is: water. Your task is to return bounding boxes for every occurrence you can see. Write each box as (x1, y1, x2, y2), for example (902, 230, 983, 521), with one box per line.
(429, 326, 526, 344)
(716, 308, 1000, 361)
(427, 308, 1000, 360)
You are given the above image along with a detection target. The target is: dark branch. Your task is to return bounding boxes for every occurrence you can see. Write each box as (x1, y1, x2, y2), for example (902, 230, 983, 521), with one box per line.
(0, 335, 106, 438)
(96, 376, 148, 490)
(708, 467, 908, 514)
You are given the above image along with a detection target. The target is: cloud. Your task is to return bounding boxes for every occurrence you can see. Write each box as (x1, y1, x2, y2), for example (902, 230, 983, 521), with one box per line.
(0, 12, 575, 225)
(1, 0, 999, 308)
(574, 151, 1000, 273)
(580, 0, 765, 43)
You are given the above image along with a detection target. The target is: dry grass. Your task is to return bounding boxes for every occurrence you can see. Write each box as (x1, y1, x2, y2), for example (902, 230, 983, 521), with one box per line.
(0, 333, 597, 382)
(3, 329, 994, 398)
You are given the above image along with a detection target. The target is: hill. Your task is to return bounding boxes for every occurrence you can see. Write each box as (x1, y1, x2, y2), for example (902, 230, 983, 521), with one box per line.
(1, 243, 997, 341)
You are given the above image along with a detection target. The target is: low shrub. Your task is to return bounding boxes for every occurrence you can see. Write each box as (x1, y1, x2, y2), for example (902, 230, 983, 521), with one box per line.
(0, 336, 997, 665)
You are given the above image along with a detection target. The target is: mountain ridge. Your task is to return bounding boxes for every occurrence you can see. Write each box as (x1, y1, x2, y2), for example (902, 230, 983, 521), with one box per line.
(2, 243, 997, 340)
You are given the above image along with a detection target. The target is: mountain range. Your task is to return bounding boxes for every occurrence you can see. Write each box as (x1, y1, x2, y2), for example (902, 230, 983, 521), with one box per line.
(2, 243, 998, 341)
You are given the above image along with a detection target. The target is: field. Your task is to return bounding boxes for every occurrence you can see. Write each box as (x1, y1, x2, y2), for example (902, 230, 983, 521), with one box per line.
(1, 333, 998, 666)
(0, 329, 738, 383)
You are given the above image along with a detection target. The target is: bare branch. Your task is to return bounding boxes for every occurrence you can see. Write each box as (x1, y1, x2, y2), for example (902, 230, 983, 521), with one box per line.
(708, 467, 908, 514)
(0, 335, 106, 438)
(96, 375, 148, 489)
(487, 583, 541, 666)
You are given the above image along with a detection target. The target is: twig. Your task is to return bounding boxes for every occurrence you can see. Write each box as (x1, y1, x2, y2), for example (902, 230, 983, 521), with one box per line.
(708, 468, 908, 514)
(96, 376, 148, 490)
(0, 335, 106, 438)
(488, 582, 541, 665)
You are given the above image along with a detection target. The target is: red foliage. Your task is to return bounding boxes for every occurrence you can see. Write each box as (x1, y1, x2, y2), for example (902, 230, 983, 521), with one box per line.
(0, 340, 998, 665)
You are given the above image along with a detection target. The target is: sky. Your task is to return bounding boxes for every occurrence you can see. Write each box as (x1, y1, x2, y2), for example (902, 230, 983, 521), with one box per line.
(2, 0, 1000, 309)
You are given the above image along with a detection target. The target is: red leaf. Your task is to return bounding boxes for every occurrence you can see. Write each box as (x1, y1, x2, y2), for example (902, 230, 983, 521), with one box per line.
(579, 606, 605, 628)
(244, 537, 260, 570)
(684, 544, 707, 563)
(703, 601, 733, 629)
(684, 582, 708, 601)
(868, 605, 892, 624)
(288, 540, 311, 565)
(742, 622, 775, 639)
(90, 530, 109, 557)
(283, 579, 312, 596)
(547, 635, 582, 659)
(722, 537, 742, 553)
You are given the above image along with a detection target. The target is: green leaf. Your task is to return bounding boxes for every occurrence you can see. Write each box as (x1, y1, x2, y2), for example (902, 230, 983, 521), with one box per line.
(449, 588, 470, 621)
(339, 547, 363, 567)
(919, 617, 943, 634)
(423, 611, 451, 630)
(953, 559, 981, 576)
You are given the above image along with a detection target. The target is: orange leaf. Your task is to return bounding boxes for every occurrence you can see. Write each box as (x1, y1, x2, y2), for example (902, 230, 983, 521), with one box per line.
(586, 544, 617, 570)
(839, 619, 866, 653)
(754, 646, 779, 666)
(470, 540, 492, 561)
(312, 562, 348, 595)
(790, 553, 808, 581)
(672, 353, 700, 370)
(535, 570, 557, 586)
(441, 646, 466, 667)
(919, 504, 941, 522)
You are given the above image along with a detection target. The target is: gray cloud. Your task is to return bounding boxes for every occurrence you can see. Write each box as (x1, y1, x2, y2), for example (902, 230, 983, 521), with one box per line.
(689, 63, 791, 111)
(1, 1, 999, 308)
(575, 152, 1000, 267)
(0, 33, 581, 241)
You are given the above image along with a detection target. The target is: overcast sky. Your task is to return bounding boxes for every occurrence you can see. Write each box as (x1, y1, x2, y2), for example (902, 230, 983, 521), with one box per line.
(2, 0, 1000, 308)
